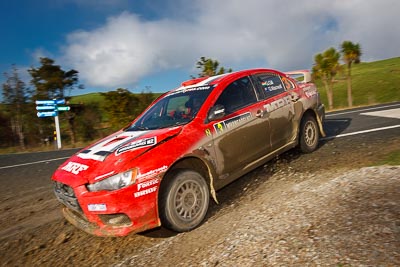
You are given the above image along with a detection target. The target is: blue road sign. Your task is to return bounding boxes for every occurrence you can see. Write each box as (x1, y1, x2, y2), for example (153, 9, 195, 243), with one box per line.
(36, 100, 56, 105)
(57, 106, 70, 111)
(55, 99, 65, 105)
(36, 105, 56, 111)
(35, 99, 65, 105)
(37, 111, 58, 118)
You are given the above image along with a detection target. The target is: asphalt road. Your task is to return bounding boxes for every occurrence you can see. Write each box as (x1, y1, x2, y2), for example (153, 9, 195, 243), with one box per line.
(0, 102, 399, 195)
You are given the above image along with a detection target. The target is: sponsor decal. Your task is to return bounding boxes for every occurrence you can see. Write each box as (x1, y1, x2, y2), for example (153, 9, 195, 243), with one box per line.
(77, 131, 149, 161)
(61, 161, 89, 175)
(260, 76, 284, 92)
(169, 85, 213, 96)
(213, 112, 252, 133)
(302, 85, 317, 98)
(137, 165, 168, 180)
(263, 96, 291, 112)
(281, 77, 294, 90)
(115, 137, 157, 155)
(88, 203, 107, 212)
(134, 186, 158, 198)
(137, 178, 159, 191)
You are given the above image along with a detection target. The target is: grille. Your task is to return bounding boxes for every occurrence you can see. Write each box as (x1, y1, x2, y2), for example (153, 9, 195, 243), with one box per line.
(54, 182, 82, 212)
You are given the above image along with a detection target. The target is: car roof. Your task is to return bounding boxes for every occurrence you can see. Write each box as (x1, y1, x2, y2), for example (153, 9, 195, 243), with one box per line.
(175, 68, 283, 92)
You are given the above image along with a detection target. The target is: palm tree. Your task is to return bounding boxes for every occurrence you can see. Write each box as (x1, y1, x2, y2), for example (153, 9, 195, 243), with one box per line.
(312, 48, 341, 110)
(341, 41, 362, 107)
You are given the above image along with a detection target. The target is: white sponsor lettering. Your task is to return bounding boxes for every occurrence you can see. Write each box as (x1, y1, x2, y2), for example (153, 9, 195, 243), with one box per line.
(137, 165, 168, 180)
(115, 137, 157, 155)
(302, 85, 317, 98)
(61, 161, 89, 175)
(264, 96, 291, 112)
(134, 186, 158, 198)
(137, 179, 159, 191)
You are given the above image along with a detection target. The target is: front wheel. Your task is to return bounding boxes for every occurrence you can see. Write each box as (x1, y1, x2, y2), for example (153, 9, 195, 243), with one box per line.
(159, 169, 209, 232)
(299, 114, 319, 153)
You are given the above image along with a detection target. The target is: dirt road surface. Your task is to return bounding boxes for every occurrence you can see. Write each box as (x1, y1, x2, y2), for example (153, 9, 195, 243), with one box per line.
(1, 130, 399, 266)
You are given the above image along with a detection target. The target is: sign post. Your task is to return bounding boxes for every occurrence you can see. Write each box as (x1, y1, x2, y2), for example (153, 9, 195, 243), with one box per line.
(35, 99, 69, 150)
(54, 114, 62, 149)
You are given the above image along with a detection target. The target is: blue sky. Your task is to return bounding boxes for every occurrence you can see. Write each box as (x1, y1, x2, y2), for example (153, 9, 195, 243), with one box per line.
(1, 0, 399, 98)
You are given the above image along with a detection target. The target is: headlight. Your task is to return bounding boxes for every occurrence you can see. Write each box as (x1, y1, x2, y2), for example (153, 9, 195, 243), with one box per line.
(87, 169, 137, 192)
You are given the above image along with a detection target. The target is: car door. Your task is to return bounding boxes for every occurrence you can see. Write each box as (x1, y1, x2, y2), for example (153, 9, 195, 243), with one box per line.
(252, 72, 296, 151)
(207, 76, 271, 181)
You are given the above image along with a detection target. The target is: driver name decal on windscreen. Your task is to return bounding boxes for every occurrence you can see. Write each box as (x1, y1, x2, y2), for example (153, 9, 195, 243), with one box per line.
(115, 137, 157, 155)
(213, 112, 252, 134)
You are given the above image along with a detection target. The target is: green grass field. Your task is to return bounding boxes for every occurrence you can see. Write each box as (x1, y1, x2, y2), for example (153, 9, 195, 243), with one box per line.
(69, 92, 105, 104)
(316, 57, 400, 110)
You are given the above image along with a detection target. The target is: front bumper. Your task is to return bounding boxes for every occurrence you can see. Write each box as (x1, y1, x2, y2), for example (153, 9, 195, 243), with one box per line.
(54, 182, 161, 236)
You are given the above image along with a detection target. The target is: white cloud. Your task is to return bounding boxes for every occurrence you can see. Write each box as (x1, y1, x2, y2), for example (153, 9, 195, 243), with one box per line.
(62, 0, 400, 88)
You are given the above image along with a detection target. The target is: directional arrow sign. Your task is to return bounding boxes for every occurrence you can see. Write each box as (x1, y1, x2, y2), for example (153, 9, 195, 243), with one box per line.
(36, 100, 56, 105)
(35, 99, 65, 105)
(57, 106, 70, 111)
(36, 105, 56, 111)
(37, 111, 58, 118)
(55, 99, 65, 105)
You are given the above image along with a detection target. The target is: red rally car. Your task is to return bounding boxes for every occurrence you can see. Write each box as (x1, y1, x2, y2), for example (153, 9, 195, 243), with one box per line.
(52, 68, 325, 236)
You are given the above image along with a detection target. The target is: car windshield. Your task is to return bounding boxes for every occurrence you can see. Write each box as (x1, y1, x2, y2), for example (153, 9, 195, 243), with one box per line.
(126, 85, 214, 131)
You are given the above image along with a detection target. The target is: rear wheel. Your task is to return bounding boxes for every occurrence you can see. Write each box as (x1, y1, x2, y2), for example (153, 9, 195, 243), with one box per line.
(159, 169, 209, 232)
(299, 114, 319, 153)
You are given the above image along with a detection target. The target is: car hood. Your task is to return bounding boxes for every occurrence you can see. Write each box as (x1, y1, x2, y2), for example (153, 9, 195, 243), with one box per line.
(52, 126, 182, 187)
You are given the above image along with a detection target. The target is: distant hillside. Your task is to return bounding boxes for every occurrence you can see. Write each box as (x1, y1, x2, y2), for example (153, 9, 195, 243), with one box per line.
(316, 57, 400, 109)
(69, 93, 105, 104)
(69, 92, 163, 106)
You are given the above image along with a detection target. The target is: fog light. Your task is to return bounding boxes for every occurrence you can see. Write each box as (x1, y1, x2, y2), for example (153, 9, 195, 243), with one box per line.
(99, 214, 131, 226)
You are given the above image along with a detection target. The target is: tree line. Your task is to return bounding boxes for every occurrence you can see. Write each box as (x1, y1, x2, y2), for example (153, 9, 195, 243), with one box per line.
(1, 56, 226, 151)
(0, 58, 156, 151)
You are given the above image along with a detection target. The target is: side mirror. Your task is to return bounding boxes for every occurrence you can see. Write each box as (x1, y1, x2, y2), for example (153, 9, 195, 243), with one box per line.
(207, 104, 225, 121)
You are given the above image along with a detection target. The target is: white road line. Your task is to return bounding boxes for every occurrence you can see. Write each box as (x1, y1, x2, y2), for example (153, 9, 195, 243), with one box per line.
(326, 103, 400, 117)
(361, 108, 400, 119)
(0, 157, 69, 170)
(322, 124, 400, 141)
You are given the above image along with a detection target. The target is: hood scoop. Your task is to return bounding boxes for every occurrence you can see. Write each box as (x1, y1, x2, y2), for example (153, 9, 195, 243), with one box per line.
(78, 149, 112, 162)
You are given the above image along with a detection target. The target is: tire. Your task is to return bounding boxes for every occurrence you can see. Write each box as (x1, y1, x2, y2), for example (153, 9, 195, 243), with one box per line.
(299, 114, 319, 153)
(159, 169, 209, 232)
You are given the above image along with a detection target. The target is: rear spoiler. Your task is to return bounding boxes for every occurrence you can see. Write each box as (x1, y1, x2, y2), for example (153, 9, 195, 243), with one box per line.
(285, 70, 311, 83)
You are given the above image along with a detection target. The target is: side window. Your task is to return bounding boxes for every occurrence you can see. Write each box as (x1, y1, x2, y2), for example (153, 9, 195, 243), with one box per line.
(215, 76, 257, 115)
(254, 73, 286, 99)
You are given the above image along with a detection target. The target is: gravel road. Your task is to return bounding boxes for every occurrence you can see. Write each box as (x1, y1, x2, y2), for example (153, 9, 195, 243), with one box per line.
(1, 130, 399, 266)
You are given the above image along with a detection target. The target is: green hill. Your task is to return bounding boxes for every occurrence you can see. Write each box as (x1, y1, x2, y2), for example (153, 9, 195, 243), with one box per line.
(69, 92, 105, 104)
(316, 57, 400, 110)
